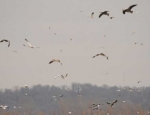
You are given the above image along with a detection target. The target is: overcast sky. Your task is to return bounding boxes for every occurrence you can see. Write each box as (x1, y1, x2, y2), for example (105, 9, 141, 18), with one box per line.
(0, 0, 150, 89)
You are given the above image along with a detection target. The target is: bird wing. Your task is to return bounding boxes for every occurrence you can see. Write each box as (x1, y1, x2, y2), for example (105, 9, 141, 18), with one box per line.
(49, 60, 53, 64)
(93, 54, 99, 58)
(1, 39, 8, 42)
(92, 56, 95, 58)
(112, 100, 118, 104)
(61, 75, 64, 79)
(99, 12, 104, 18)
(25, 39, 32, 46)
(106, 56, 109, 60)
(128, 4, 137, 10)
(104, 11, 109, 13)
(8, 41, 10, 47)
(66, 74, 68, 77)
(111, 100, 117, 107)
(100, 53, 105, 56)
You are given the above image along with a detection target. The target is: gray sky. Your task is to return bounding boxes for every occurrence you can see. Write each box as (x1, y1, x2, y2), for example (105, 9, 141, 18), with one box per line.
(0, 0, 150, 89)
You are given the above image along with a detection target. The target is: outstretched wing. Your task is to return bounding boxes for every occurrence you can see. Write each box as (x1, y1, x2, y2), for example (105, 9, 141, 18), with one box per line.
(8, 41, 10, 47)
(99, 12, 104, 18)
(49, 60, 54, 64)
(112, 100, 118, 106)
(25, 39, 32, 46)
(128, 4, 137, 10)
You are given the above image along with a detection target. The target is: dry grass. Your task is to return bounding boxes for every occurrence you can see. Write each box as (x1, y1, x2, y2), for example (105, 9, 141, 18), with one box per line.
(0, 101, 149, 115)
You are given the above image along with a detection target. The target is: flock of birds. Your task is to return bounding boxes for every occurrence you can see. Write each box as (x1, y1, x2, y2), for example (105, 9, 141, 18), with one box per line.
(0, 3, 149, 114)
(91, 4, 137, 19)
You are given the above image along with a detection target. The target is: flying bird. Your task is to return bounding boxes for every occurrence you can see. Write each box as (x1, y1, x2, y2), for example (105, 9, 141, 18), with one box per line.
(99, 11, 109, 18)
(61, 74, 68, 79)
(0, 39, 10, 47)
(138, 81, 141, 83)
(110, 17, 115, 19)
(92, 53, 108, 60)
(91, 12, 94, 18)
(122, 4, 137, 14)
(107, 100, 118, 107)
(128, 88, 134, 91)
(0, 105, 9, 110)
(49, 59, 62, 65)
(24, 39, 39, 48)
(59, 95, 63, 97)
(122, 101, 125, 103)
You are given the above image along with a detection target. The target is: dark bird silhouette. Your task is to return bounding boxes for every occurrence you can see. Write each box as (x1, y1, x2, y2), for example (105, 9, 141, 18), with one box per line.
(61, 74, 68, 79)
(91, 12, 94, 18)
(49, 59, 62, 65)
(0, 39, 10, 47)
(99, 11, 109, 18)
(110, 17, 115, 19)
(138, 81, 141, 83)
(122, 4, 137, 14)
(92, 53, 108, 60)
(107, 100, 118, 107)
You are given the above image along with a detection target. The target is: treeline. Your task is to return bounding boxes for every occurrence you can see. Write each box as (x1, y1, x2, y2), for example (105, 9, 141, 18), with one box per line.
(0, 83, 150, 114)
